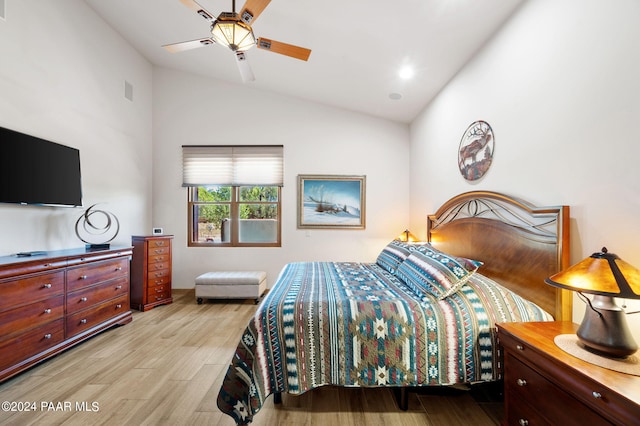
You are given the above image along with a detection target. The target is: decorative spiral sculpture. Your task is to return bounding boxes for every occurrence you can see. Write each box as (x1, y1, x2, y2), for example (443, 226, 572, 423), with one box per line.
(75, 204, 120, 247)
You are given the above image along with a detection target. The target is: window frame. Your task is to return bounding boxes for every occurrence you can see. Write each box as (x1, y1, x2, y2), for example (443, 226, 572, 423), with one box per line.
(187, 185, 282, 248)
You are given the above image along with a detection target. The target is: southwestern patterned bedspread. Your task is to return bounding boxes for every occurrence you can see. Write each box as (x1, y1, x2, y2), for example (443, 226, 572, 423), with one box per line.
(217, 259, 552, 424)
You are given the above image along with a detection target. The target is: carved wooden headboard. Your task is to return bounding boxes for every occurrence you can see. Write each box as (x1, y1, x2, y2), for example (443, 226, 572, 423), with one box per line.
(427, 191, 571, 321)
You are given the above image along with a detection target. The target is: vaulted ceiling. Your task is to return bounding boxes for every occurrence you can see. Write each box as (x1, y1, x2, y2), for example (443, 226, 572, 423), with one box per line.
(85, 0, 524, 123)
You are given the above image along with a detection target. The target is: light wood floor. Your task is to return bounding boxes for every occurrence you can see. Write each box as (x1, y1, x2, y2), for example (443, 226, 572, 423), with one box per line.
(0, 290, 503, 425)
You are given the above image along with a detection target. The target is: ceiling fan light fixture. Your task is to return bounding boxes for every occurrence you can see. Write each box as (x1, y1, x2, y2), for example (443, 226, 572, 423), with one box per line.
(211, 14, 256, 52)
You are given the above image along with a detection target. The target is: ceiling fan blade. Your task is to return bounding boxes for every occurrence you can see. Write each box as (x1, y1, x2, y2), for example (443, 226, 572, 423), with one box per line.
(162, 37, 215, 53)
(179, 0, 216, 21)
(239, 0, 271, 24)
(235, 51, 255, 83)
(256, 38, 311, 61)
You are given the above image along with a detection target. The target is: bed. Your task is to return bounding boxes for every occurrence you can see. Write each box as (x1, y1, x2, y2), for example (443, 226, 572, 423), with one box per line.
(217, 191, 571, 424)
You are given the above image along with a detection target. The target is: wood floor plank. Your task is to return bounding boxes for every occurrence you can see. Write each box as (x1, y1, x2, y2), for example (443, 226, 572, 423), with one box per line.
(0, 290, 502, 425)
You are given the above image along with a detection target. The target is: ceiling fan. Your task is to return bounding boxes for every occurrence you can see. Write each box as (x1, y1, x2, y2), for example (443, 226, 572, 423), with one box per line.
(163, 0, 312, 82)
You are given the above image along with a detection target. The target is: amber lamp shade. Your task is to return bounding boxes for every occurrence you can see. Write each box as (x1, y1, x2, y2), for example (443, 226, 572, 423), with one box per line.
(396, 229, 419, 243)
(545, 247, 640, 358)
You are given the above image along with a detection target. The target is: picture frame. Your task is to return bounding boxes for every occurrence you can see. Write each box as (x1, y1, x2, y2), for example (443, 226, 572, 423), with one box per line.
(297, 175, 366, 229)
(458, 120, 494, 181)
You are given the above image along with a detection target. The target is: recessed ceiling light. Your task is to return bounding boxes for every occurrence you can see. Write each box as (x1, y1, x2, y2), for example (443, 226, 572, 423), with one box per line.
(398, 66, 414, 80)
(389, 93, 402, 100)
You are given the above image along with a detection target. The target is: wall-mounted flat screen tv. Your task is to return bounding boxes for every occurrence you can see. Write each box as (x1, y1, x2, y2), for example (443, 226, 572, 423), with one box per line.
(0, 126, 83, 207)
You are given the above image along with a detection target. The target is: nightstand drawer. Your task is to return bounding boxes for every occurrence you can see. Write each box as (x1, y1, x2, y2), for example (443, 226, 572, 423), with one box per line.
(505, 355, 610, 425)
(498, 322, 640, 426)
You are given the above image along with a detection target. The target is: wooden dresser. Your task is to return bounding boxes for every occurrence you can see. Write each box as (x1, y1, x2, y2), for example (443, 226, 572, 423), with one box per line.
(130, 235, 173, 311)
(0, 246, 133, 382)
(497, 321, 640, 426)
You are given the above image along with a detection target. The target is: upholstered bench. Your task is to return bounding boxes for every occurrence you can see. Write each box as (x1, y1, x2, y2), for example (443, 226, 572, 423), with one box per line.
(195, 271, 267, 304)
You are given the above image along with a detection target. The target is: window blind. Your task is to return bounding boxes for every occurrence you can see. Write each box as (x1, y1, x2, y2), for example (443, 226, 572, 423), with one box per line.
(182, 145, 283, 187)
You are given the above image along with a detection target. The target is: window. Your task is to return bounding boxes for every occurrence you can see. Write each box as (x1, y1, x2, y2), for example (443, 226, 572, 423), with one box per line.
(182, 145, 283, 247)
(188, 185, 280, 246)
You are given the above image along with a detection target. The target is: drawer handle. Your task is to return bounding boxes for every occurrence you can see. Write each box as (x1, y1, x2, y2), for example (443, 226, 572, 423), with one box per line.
(156, 287, 163, 292)
(44, 308, 52, 314)
(44, 333, 52, 339)
(116, 304, 122, 309)
(115, 266, 122, 271)
(43, 263, 51, 267)
(516, 344, 524, 351)
(81, 297, 88, 302)
(80, 319, 87, 324)
(156, 241, 165, 246)
(516, 378, 527, 387)
(592, 391, 602, 399)
(115, 285, 122, 290)
(80, 275, 88, 280)
(519, 419, 529, 426)
(43, 283, 52, 289)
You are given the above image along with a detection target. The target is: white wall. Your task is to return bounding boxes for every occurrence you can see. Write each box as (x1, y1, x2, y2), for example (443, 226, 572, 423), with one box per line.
(152, 68, 410, 288)
(0, 0, 153, 254)
(410, 0, 640, 332)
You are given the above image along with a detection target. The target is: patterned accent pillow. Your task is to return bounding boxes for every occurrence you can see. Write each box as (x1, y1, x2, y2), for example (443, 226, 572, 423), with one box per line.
(413, 244, 483, 274)
(375, 240, 415, 273)
(395, 249, 482, 299)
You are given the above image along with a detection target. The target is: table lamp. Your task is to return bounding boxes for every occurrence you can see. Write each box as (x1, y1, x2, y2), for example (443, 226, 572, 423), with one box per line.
(395, 229, 419, 243)
(545, 247, 640, 358)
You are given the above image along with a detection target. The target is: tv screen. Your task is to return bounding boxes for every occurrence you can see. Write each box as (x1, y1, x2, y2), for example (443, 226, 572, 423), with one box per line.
(0, 126, 83, 207)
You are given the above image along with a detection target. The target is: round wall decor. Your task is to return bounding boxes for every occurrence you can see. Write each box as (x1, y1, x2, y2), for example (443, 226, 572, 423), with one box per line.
(458, 120, 494, 181)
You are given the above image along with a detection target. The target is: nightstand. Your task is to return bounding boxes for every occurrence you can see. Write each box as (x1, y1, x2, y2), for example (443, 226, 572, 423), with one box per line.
(497, 321, 640, 425)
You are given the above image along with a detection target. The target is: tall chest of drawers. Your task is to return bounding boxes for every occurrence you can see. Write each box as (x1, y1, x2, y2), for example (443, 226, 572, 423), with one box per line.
(0, 247, 133, 382)
(130, 235, 173, 311)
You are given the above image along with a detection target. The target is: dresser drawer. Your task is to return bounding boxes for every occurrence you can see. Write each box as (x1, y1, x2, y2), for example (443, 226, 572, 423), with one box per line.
(0, 259, 66, 281)
(67, 258, 129, 292)
(0, 319, 65, 373)
(148, 261, 170, 273)
(147, 245, 170, 257)
(67, 277, 129, 315)
(147, 283, 171, 297)
(147, 253, 170, 265)
(147, 287, 172, 304)
(0, 272, 64, 311)
(66, 294, 129, 338)
(147, 274, 171, 288)
(148, 238, 170, 249)
(0, 296, 64, 340)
